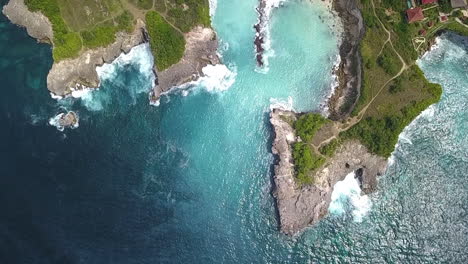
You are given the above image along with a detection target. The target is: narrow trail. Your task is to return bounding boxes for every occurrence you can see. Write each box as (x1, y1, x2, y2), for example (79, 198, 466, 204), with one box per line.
(314, 0, 409, 150)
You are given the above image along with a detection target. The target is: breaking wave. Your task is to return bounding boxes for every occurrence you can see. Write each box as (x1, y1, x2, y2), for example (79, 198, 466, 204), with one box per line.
(269, 96, 294, 112)
(77, 43, 156, 111)
(196, 64, 237, 92)
(255, 0, 287, 72)
(329, 171, 372, 222)
(48, 112, 79, 132)
(208, 0, 217, 18)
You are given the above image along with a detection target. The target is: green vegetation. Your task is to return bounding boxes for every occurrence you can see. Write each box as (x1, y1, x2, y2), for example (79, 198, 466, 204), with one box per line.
(24, 0, 211, 66)
(290, 113, 329, 185)
(438, 0, 452, 13)
(292, 142, 325, 186)
(165, 0, 211, 32)
(342, 81, 441, 157)
(294, 113, 328, 142)
(81, 11, 133, 49)
(319, 138, 341, 157)
(132, 0, 154, 10)
(289, 0, 462, 185)
(377, 45, 401, 75)
(146, 11, 186, 70)
(25, 0, 82, 60)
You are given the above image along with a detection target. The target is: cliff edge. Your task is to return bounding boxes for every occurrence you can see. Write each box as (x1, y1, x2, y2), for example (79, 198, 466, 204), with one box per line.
(3, 0, 219, 99)
(270, 109, 387, 235)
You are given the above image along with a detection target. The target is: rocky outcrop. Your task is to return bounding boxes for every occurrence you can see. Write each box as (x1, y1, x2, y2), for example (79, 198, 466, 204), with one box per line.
(47, 19, 147, 97)
(270, 109, 387, 235)
(49, 111, 79, 131)
(4, 0, 219, 100)
(152, 26, 219, 100)
(328, 0, 365, 120)
(2, 0, 53, 43)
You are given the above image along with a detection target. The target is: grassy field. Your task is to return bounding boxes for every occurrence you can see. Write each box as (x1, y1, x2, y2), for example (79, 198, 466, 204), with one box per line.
(145, 11, 185, 70)
(24, 0, 211, 63)
(290, 0, 468, 185)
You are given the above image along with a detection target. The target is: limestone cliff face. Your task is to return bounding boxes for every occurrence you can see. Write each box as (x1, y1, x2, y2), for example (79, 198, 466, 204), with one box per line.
(46, 19, 147, 97)
(153, 26, 220, 99)
(3, 0, 219, 99)
(328, 0, 365, 119)
(270, 109, 387, 235)
(2, 0, 53, 43)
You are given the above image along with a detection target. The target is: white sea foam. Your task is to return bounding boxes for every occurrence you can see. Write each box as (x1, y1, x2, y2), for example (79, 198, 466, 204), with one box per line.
(96, 43, 155, 83)
(48, 113, 65, 132)
(320, 54, 341, 116)
(269, 96, 294, 111)
(208, 0, 217, 17)
(74, 43, 156, 111)
(255, 0, 287, 72)
(189, 63, 237, 93)
(50, 93, 64, 100)
(48, 112, 79, 132)
(329, 171, 372, 222)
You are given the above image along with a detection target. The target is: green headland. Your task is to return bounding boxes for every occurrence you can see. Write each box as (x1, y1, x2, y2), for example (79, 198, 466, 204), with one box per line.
(23, 0, 210, 70)
(290, 0, 468, 186)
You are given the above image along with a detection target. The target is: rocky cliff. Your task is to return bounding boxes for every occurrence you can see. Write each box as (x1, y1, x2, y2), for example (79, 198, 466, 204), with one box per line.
(270, 109, 387, 235)
(3, 0, 219, 100)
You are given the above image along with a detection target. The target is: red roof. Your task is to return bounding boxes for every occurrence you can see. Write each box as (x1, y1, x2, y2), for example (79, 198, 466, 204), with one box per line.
(422, 0, 437, 4)
(407, 7, 424, 23)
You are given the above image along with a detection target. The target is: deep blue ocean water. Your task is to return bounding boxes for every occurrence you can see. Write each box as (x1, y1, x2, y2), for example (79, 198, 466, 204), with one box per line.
(1, 0, 467, 263)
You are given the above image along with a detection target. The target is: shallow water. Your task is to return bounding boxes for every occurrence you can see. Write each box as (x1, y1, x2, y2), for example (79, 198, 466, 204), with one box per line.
(1, 0, 467, 263)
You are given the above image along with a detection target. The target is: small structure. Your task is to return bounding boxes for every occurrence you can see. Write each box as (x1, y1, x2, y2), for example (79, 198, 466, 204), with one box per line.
(451, 0, 468, 8)
(427, 20, 435, 27)
(419, 29, 427, 35)
(439, 15, 449, 22)
(422, 0, 438, 4)
(407, 7, 425, 23)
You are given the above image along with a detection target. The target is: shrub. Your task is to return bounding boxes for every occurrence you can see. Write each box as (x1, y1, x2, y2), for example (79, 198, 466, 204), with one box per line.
(25, 0, 82, 60)
(292, 142, 325, 185)
(389, 77, 404, 94)
(319, 138, 341, 157)
(293, 113, 328, 142)
(145, 11, 186, 70)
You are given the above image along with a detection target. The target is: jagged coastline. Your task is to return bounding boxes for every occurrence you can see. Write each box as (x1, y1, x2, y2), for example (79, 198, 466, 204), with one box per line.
(327, 0, 365, 120)
(2, 0, 219, 101)
(269, 0, 386, 235)
(270, 109, 387, 235)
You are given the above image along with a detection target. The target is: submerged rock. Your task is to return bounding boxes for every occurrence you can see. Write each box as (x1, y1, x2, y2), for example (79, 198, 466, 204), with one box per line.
(270, 109, 387, 235)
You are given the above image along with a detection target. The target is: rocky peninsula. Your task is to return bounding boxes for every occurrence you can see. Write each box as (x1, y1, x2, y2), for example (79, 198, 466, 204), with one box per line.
(270, 109, 387, 235)
(268, 0, 466, 235)
(2, 0, 219, 100)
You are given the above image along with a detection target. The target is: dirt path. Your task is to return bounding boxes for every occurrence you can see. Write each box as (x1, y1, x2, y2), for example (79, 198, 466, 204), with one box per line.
(314, 0, 409, 150)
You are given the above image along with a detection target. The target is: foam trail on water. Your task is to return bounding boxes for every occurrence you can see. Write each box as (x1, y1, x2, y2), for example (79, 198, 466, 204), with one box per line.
(255, 0, 287, 72)
(208, 0, 217, 17)
(329, 172, 372, 222)
(158, 63, 237, 100)
(75, 43, 156, 111)
(196, 64, 237, 92)
(96, 43, 155, 83)
(269, 96, 294, 112)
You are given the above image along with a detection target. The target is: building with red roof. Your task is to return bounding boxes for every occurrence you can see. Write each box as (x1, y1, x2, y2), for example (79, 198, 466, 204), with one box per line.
(421, 0, 437, 4)
(406, 7, 425, 23)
